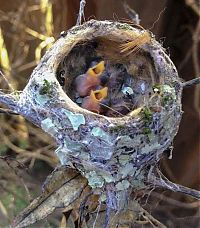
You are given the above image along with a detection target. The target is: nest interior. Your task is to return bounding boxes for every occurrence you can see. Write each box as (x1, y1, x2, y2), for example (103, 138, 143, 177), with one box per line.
(56, 35, 160, 117)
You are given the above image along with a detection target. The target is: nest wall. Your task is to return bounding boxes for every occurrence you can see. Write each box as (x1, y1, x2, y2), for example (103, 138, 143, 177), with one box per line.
(17, 20, 183, 209)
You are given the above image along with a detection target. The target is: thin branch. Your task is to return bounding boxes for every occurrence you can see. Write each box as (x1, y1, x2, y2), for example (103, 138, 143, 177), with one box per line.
(0, 70, 15, 91)
(150, 170, 200, 200)
(192, 19, 200, 77)
(76, 0, 86, 26)
(182, 77, 200, 87)
(185, 0, 200, 17)
(132, 201, 167, 228)
(0, 91, 43, 127)
(122, 1, 140, 24)
(0, 107, 19, 115)
(150, 191, 200, 209)
(0, 92, 18, 111)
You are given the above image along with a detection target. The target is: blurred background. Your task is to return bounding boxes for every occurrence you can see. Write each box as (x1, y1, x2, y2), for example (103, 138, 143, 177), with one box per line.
(0, 0, 199, 227)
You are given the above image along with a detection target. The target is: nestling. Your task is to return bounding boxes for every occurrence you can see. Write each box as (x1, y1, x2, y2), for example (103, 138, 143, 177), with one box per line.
(75, 61, 105, 97)
(81, 87, 108, 113)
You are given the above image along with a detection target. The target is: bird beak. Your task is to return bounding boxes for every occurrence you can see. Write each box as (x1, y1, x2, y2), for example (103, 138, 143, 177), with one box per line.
(81, 87, 108, 113)
(91, 86, 108, 101)
(87, 61, 105, 77)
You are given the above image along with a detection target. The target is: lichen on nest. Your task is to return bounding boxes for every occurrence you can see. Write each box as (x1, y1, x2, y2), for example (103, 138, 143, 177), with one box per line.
(18, 20, 183, 211)
(51, 21, 182, 204)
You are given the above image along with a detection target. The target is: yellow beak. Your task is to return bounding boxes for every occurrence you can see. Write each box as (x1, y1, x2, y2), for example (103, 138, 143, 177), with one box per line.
(87, 61, 105, 77)
(90, 87, 108, 102)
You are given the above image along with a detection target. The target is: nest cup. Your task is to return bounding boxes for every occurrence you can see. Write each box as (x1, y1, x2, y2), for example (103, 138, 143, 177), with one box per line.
(19, 20, 183, 205)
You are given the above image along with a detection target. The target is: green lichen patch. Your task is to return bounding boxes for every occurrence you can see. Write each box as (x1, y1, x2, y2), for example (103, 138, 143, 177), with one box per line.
(100, 194, 107, 202)
(118, 155, 130, 165)
(140, 142, 161, 155)
(162, 85, 176, 99)
(41, 118, 58, 136)
(130, 169, 146, 188)
(119, 163, 134, 178)
(162, 85, 176, 106)
(62, 109, 85, 131)
(116, 135, 132, 147)
(116, 180, 130, 191)
(13, 90, 21, 100)
(35, 79, 58, 105)
(78, 151, 90, 161)
(99, 172, 114, 183)
(141, 108, 154, 140)
(143, 127, 152, 135)
(64, 137, 85, 155)
(55, 146, 74, 166)
(91, 127, 111, 143)
(116, 135, 142, 149)
(152, 84, 176, 107)
(85, 171, 104, 189)
(36, 94, 49, 105)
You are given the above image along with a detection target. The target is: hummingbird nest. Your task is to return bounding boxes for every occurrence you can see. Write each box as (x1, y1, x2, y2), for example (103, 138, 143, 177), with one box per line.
(18, 20, 183, 210)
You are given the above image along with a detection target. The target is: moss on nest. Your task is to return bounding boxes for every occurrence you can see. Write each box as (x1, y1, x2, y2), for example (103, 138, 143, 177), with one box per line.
(39, 79, 54, 96)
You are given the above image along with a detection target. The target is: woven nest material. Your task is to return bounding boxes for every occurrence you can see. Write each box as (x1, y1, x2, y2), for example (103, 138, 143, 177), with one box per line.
(18, 20, 182, 209)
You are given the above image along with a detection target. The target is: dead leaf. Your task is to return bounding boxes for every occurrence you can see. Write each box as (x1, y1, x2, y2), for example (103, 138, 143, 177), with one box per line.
(12, 166, 88, 228)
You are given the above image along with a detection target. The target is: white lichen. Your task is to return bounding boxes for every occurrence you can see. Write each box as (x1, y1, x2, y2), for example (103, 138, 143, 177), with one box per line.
(91, 127, 111, 143)
(62, 109, 85, 131)
(41, 118, 58, 135)
(116, 180, 130, 191)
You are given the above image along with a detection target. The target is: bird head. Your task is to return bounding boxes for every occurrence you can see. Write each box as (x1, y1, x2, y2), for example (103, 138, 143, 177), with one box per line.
(75, 61, 105, 97)
(81, 87, 108, 113)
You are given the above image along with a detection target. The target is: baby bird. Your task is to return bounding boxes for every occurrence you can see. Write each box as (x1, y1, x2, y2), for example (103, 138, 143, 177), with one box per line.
(75, 61, 105, 97)
(81, 87, 108, 113)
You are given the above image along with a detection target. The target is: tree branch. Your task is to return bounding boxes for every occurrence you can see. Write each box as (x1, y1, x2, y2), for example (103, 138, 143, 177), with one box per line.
(0, 107, 19, 115)
(0, 92, 19, 111)
(182, 77, 200, 87)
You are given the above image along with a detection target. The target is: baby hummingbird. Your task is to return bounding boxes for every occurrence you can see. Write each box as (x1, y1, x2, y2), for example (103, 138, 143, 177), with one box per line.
(75, 61, 105, 97)
(81, 87, 108, 113)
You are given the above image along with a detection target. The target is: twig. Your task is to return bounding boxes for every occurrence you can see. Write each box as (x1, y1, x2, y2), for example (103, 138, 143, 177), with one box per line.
(192, 18, 200, 115)
(0, 107, 19, 115)
(182, 77, 200, 87)
(150, 170, 200, 200)
(150, 191, 200, 209)
(133, 201, 167, 228)
(122, 1, 140, 24)
(0, 70, 14, 91)
(192, 19, 200, 77)
(185, 0, 200, 16)
(76, 0, 86, 26)
(0, 92, 18, 111)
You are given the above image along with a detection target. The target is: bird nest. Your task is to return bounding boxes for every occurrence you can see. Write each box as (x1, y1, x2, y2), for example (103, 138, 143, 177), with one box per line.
(18, 20, 182, 209)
